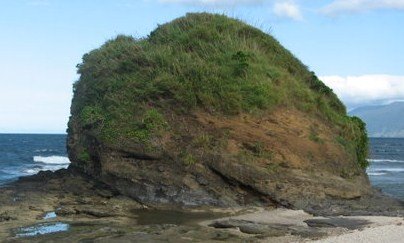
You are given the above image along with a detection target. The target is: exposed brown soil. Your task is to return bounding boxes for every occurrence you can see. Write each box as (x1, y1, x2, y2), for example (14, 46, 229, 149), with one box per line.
(195, 108, 354, 172)
(67, 105, 374, 210)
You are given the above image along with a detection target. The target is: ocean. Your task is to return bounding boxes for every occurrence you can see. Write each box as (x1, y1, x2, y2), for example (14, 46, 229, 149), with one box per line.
(367, 138, 404, 200)
(0, 134, 403, 200)
(0, 134, 70, 186)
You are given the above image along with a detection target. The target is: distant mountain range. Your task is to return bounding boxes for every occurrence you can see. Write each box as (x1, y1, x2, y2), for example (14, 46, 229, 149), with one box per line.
(350, 102, 404, 138)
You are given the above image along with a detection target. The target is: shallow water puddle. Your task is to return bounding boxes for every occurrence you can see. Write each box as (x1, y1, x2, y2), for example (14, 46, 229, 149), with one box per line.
(15, 222, 70, 237)
(43, 211, 57, 220)
(132, 209, 227, 225)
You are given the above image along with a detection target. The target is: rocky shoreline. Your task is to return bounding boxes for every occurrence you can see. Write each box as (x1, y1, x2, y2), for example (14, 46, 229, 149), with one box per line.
(0, 168, 403, 242)
(2, 12, 403, 242)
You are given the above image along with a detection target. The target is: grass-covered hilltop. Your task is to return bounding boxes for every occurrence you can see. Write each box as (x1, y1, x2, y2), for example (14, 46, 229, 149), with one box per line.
(68, 13, 371, 208)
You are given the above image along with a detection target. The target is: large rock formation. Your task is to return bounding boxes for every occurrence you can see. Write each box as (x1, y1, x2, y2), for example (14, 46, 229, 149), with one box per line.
(67, 13, 372, 209)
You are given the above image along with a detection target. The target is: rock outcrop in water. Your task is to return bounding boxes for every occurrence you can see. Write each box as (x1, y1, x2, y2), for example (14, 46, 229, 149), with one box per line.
(67, 13, 371, 209)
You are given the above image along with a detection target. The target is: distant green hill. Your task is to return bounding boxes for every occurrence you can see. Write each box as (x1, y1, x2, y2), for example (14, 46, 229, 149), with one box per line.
(350, 102, 404, 138)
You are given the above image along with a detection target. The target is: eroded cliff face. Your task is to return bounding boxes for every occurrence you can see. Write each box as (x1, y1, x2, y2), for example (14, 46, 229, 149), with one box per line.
(68, 107, 371, 208)
(67, 13, 372, 209)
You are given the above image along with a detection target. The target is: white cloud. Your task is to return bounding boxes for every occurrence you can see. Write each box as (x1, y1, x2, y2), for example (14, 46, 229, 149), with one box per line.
(158, 0, 304, 21)
(322, 0, 404, 15)
(320, 75, 404, 108)
(273, 1, 303, 21)
(158, 0, 262, 6)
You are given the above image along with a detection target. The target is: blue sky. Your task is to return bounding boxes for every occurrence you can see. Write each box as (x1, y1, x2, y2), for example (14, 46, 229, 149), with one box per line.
(1, 0, 404, 133)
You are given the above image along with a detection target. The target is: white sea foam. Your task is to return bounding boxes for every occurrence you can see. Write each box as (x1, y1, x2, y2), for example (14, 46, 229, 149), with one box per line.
(24, 168, 41, 175)
(367, 172, 387, 176)
(34, 149, 53, 152)
(26, 156, 70, 175)
(380, 168, 404, 172)
(33, 156, 70, 165)
(368, 168, 404, 173)
(23, 163, 69, 175)
(367, 159, 404, 163)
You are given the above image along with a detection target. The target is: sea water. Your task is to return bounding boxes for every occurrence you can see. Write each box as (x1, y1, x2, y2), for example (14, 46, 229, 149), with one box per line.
(0, 134, 403, 200)
(367, 138, 404, 200)
(0, 134, 70, 186)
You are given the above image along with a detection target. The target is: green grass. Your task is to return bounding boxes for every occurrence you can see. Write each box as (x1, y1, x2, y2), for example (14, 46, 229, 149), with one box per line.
(182, 152, 197, 166)
(309, 126, 323, 143)
(192, 134, 213, 149)
(247, 142, 274, 159)
(69, 12, 369, 168)
(80, 105, 105, 128)
(78, 149, 91, 162)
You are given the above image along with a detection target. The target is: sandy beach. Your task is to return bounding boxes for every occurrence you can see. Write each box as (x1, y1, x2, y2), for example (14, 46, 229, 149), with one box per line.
(312, 223, 404, 243)
(202, 208, 404, 242)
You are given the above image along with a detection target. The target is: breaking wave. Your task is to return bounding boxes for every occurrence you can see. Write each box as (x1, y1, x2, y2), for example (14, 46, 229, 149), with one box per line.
(367, 159, 404, 163)
(367, 172, 387, 176)
(33, 156, 70, 165)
